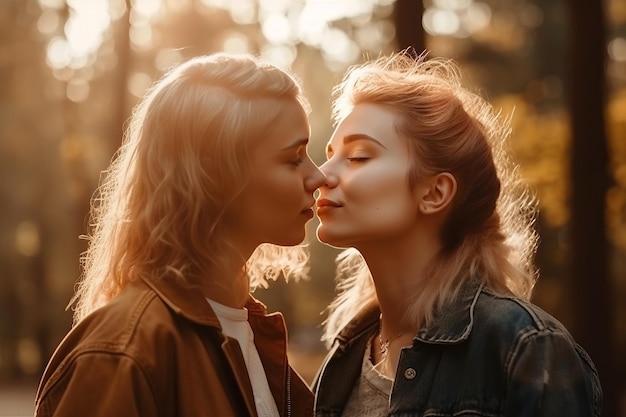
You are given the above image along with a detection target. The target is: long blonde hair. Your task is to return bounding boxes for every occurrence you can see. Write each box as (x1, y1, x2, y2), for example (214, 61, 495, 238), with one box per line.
(73, 53, 311, 323)
(322, 52, 538, 345)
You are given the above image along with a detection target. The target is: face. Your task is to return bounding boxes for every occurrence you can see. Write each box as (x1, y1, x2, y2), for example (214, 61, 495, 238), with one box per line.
(227, 101, 325, 252)
(316, 103, 420, 248)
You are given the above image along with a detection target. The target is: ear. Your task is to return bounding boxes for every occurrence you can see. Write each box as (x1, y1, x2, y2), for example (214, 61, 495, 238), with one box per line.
(417, 172, 457, 215)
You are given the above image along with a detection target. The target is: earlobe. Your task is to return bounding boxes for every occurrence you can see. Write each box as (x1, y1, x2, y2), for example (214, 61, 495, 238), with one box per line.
(418, 173, 457, 214)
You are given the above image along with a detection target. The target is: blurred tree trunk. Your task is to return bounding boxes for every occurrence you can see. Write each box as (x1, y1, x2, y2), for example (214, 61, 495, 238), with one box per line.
(393, 0, 425, 54)
(567, 0, 617, 415)
(111, 0, 132, 153)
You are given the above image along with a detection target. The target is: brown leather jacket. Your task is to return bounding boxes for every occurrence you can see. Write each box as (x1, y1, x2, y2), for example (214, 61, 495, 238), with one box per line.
(35, 276, 313, 417)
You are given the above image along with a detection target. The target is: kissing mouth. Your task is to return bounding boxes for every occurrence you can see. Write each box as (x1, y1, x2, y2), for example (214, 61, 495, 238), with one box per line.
(316, 198, 342, 209)
(301, 200, 316, 213)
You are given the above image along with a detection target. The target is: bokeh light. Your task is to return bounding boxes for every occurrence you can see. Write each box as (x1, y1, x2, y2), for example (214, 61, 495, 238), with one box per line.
(15, 221, 40, 257)
(609, 37, 626, 62)
(222, 32, 251, 54)
(423, 0, 492, 37)
(66, 77, 90, 102)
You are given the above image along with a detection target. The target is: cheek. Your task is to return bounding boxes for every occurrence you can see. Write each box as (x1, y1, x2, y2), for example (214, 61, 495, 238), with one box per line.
(347, 178, 416, 221)
(345, 169, 411, 205)
(261, 174, 303, 209)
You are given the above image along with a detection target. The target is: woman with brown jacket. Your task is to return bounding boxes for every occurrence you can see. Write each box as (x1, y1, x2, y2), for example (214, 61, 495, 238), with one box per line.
(35, 52, 325, 417)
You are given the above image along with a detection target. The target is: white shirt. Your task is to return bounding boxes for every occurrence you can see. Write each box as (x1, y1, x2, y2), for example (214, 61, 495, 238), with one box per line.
(207, 298, 280, 417)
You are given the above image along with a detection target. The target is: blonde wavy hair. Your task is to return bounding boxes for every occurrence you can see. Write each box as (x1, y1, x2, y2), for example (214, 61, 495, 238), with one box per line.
(72, 53, 311, 323)
(322, 51, 539, 345)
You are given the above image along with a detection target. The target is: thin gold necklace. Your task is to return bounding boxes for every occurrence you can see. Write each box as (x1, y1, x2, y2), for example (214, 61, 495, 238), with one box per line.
(378, 321, 404, 359)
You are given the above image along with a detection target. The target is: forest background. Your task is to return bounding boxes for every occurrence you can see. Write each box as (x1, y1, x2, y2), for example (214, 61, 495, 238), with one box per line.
(1, 0, 624, 415)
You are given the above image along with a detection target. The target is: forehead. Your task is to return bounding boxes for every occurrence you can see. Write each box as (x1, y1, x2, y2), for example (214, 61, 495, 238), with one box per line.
(251, 100, 310, 153)
(328, 103, 403, 151)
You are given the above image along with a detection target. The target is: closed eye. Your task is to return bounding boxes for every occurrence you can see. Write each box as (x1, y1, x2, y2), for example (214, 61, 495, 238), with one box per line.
(290, 146, 308, 166)
(347, 157, 370, 162)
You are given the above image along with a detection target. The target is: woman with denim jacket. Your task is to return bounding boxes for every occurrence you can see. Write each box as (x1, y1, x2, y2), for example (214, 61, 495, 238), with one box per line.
(313, 51, 602, 417)
(35, 53, 325, 417)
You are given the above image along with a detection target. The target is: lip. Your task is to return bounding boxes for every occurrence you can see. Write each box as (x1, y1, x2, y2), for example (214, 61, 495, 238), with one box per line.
(300, 208, 314, 219)
(300, 200, 316, 218)
(316, 198, 342, 209)
(316, 198, 342, 216)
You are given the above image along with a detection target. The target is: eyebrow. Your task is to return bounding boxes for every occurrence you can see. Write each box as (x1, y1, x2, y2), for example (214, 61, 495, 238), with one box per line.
(281, 138, 309, 151)
(326, 133, 388, 154)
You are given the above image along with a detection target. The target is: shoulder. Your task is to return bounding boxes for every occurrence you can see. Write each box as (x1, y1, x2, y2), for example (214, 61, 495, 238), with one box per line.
(473, 289, 600, 379)
(473, 291, 603, 414)
(36, 281, 183, 413)
(42, 280, 190, 383)
(471, 288, 600, 372)
(469, 287, 593, 364)
(473, 288, 572, 338)
(73, 279, 180, 348)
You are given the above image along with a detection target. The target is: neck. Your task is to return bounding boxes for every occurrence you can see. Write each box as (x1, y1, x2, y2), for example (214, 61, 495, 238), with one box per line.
(358, 228, 442, 333)
(201, 257, 251, 309)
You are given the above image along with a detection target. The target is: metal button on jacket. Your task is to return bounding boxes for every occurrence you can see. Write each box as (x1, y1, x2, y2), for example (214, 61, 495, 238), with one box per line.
(404, 368, 416, 380)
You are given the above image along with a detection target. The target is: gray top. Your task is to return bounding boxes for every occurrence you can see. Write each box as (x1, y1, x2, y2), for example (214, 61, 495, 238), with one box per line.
(342, 338, 394, 417)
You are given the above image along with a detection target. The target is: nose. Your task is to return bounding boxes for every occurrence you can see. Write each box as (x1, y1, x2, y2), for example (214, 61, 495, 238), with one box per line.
(304, 160, 327, 192)
(318, 159, 339, 189)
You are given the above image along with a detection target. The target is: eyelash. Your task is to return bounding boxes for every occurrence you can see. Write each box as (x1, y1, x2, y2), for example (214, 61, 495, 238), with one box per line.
(291, 148, 307, 166)
(347, 157, 369, 163)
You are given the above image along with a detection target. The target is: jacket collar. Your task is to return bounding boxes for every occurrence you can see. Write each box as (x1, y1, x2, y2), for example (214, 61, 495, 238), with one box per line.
(415, 278, 483, 344)
(334, 278, 483, 349)
(139, 276, 304, 416)
(335, 300, 380, 352)
(141, 276, 269, 328)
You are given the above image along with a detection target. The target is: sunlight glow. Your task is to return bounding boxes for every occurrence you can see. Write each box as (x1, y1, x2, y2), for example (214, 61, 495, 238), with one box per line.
(354, 21, 395, 52)
(38, 0, 65, 9)
(424, 0, 492, 37)
(433, 0, 472, 11)
(230, 0, 256, 24)
(133, 0, 161, 18)
(298, 0, 379, 46)
(37, 10, 60, 35)
(193, 0, 391, 68)
(200, 0, 230, 9)
(463, 2, 491, 33)
(262, 13, 292, 44)
(609, 37, 626, 62)
(424, 8, 461, 36)
(222, 33, 251, 54)
(258, 0, 292, 16)
(110, 0, 128, 20)
(260, 44, 297, 68)
(42, 0, 113, 69)
(155, 48, 185, 70)
(17, 338, 41, 375)
(320, 28, 360, 66)
(65, 0, 111, 55)
(15, 221, 40, 257)
(128, 72, 154, 98)
(295, 0, 385, 67)
(46, 37, 72, 69)
(130, 22, 155, 50)
(66, 78, 90, 102)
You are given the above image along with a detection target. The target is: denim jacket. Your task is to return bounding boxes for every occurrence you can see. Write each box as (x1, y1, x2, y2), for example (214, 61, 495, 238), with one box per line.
(313, 279, 602, 417)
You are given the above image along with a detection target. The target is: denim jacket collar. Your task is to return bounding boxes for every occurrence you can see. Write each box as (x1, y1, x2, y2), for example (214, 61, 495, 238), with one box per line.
(416, 278, 483, 344)
(334, 279, 484, 349)
(334, 300, 380, 353)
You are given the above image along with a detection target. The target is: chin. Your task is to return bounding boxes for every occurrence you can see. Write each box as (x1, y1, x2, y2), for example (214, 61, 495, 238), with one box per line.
(273, 232, 307, 247)
(315, 227, 350, 249)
